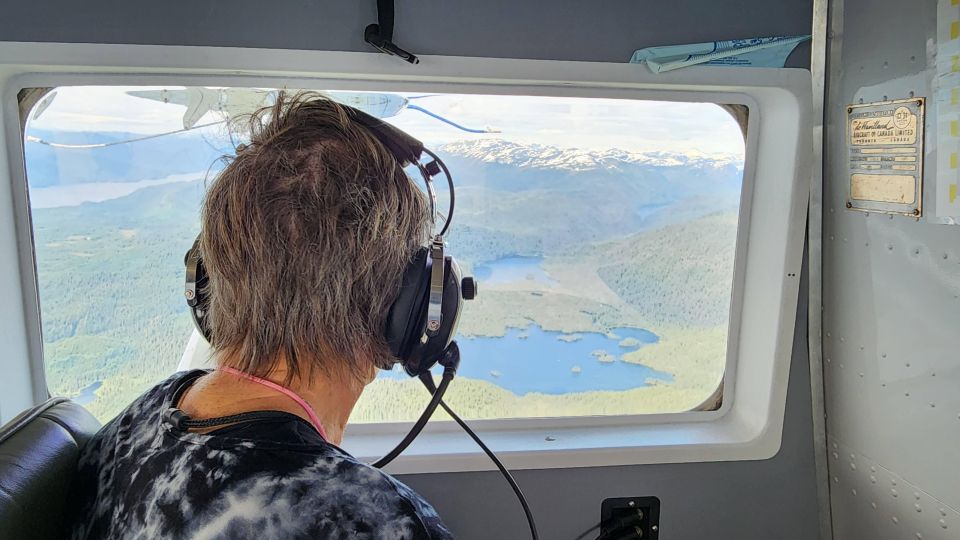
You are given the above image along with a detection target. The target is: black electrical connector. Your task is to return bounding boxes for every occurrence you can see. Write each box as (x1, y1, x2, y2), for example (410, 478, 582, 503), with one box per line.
(574, 497, 659, 540)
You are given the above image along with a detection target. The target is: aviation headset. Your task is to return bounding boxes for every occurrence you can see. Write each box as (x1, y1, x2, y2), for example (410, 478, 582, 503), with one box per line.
(183, 104, 476, 377)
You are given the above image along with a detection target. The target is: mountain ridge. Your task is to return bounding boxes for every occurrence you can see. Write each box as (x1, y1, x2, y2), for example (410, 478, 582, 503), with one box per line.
(437, 138, 744, 172)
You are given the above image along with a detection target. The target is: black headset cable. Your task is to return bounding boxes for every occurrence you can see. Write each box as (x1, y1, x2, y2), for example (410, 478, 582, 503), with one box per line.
(371, 343, 460, 469)
(421, 147, 455, 237)
(419, 369, 540, 540)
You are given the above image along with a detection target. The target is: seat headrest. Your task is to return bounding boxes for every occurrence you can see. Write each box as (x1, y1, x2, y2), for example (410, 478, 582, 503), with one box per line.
(0, 398, 101, 540)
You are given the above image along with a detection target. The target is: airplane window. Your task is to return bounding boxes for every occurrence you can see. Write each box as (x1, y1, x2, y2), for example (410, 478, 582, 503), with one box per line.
(23, 86, 745, 423)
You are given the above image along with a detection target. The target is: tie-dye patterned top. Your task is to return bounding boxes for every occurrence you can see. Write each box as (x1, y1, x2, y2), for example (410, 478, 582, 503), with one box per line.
(69, 370, 453, 539)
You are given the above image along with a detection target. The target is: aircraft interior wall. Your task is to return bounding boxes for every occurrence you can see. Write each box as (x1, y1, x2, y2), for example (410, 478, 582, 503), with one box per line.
(823, 0, 960, 538)
(0, 1, 828, 539)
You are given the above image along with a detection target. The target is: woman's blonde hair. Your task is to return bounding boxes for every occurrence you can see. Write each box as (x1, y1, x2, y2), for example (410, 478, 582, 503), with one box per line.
(200, 91, 429, 382)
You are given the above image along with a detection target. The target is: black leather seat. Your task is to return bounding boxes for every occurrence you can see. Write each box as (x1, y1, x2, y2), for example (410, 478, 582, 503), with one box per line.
(0, 397, 101, 539)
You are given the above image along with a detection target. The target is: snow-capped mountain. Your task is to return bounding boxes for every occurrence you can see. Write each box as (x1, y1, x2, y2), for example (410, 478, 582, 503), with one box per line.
(436, 139, 744, 172)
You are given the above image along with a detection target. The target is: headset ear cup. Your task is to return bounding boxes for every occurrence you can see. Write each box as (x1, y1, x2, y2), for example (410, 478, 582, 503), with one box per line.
(384, 248, 431, 361)
(184, 236, 212, 343)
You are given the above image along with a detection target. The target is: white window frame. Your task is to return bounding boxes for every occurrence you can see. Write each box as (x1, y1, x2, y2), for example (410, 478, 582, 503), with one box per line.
(0, 41, 810, 474)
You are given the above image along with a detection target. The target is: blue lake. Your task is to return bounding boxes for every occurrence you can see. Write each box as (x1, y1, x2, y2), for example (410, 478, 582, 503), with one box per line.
(382, 324, 672, 395)
(74, 380, 102, 405)
(474, 256, 557, 287)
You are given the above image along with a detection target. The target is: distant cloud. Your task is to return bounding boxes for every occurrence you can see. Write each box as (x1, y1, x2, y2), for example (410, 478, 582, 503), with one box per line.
(26, 87, 745, 158)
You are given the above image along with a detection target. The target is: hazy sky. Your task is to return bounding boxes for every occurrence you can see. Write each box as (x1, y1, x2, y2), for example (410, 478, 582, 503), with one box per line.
(27, 86, 746, 157)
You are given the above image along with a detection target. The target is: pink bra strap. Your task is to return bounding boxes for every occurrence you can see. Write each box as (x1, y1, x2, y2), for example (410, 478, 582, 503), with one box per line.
(220, 366, 329, 442)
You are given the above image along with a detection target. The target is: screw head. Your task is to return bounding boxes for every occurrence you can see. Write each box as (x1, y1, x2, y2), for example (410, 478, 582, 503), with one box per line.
(846, 201, 853, 209)
(427, 320, 441, 332)
(185, 289, 195, 300)
(913, 208, 921, 216)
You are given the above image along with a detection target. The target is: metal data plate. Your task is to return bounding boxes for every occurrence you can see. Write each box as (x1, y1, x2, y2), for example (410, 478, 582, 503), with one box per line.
(846, 98, 925, 216)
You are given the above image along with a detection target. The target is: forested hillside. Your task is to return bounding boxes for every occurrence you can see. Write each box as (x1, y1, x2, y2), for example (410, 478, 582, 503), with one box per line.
(594, 212, 739, 327)
(30, 137, 742, 421)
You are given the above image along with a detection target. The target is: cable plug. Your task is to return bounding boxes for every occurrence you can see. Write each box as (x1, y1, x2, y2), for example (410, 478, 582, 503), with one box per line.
(595, 509, 645, 540)
(438, 341, 460, 378)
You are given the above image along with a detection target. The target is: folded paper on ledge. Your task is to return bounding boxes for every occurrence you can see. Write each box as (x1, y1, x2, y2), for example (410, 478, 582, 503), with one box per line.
(630, 35, 811, 73)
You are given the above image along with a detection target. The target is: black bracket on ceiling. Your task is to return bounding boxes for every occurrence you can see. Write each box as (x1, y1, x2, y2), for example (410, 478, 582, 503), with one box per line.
(364, 0, 419, 64)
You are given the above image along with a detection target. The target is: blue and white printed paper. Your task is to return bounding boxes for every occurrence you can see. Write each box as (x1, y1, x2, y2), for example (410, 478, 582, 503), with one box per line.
(630, 35, 811, 73)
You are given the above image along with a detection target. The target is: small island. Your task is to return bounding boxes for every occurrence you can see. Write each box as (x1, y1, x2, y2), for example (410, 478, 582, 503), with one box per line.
(591, 349, 617, 363)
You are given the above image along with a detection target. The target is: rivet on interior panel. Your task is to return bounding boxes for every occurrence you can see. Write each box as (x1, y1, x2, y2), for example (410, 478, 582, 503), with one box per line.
(930, 402, 935, 408)
(833, 452, 839, 460)
(941, 509, 948, 517)
(916, 533, 923, 539)
(909, 91, 915, 98)
(905, 392, 910, 397)
(940, 519, 948, 529)
(871, 475, 878, 484)
(871, 466, 877, 473)
(833, 476, 839, 483)
(915, 504, 922, 512)
(859, 372, 864, 378)
(892, 489, 899, 498)
(872, 502, 878, 509)
(850, 463, 857, 470)
(892, 516, 899, 524)
(852, 489, 857, 496)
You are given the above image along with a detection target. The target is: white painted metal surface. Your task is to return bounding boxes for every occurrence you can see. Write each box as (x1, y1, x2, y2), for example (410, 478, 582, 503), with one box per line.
(824, 0, 960, 537)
